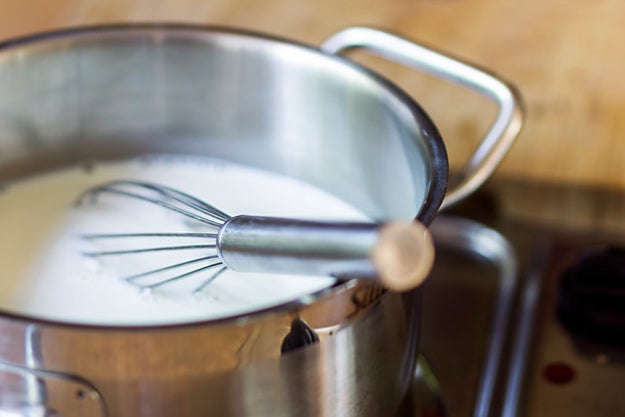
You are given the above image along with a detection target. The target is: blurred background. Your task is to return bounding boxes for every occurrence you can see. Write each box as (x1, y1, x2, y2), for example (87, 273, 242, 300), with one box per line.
(2, 0, 624, 230)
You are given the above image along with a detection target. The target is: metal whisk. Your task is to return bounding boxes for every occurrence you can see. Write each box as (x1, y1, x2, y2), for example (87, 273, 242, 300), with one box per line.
(77, 180, 434, 293)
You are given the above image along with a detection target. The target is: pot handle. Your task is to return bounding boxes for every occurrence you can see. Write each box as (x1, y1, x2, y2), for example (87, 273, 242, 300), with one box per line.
(321, 27, 523, 208)
(0, 360, 107, 417)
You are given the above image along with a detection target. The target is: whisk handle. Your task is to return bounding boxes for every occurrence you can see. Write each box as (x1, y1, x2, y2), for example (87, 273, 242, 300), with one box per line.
(217, 215, 434, 291)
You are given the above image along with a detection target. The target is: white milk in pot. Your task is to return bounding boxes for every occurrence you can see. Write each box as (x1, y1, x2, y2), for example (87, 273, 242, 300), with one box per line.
(0, 155, 371, 326)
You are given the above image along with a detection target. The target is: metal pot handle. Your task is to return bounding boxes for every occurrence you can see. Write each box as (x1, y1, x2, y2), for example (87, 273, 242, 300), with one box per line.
(321, 27, 523, 208)
(0, 360, 107, 417)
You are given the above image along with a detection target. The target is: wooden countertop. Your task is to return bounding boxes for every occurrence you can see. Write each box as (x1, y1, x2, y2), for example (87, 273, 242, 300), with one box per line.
(2, 0, 625, 199)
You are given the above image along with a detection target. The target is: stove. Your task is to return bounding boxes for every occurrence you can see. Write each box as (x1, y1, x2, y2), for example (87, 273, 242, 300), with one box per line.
(404, 189, 625, 417)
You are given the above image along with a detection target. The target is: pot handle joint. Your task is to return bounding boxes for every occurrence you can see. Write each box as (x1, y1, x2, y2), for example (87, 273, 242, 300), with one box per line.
(321, 27, 524, 208)
(0, 360, 107, 417)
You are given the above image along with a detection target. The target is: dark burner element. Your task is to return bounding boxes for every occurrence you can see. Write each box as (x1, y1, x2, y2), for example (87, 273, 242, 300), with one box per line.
(558, 247, 625, 347)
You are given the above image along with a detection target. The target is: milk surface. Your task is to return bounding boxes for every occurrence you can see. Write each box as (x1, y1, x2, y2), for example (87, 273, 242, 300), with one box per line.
(0, 155, 369, 326)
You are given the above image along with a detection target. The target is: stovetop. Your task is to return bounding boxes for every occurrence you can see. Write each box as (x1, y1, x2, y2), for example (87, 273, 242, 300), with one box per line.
(406, 191, 625, 417)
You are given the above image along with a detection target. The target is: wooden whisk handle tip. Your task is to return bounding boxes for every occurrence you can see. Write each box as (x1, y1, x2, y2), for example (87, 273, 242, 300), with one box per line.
(372, 221, 435, 292)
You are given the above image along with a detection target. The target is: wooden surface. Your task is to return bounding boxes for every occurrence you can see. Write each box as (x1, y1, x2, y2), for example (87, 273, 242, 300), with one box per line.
(1, 0, 625, 193)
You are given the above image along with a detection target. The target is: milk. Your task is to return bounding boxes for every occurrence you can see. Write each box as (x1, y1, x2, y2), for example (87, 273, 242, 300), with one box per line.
(0, 155, 370, 326)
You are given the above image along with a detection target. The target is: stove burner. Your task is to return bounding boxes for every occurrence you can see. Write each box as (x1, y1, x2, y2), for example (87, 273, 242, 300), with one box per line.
(558, 247, 625, 348)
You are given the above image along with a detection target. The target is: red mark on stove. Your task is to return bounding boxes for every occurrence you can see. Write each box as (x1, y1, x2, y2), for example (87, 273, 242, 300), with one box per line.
(543, 362, 576, 384)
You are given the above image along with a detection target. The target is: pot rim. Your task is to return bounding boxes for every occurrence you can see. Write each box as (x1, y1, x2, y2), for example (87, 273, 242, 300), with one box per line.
(0, 23, 448, 331)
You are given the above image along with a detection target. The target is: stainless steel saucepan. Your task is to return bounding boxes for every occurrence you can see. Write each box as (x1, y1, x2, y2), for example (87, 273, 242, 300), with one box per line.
(0, 25, 522, 417)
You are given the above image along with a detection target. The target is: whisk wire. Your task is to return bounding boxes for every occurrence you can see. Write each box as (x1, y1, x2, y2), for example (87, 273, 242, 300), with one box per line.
(193, 266, 228, 294)
(122, 255, 222, 282)
(82, 232, 218, 239)
(83, 244, 217, 257)
(86, 186, 222, 227)
(79, 180, 231, 227)
(134, 261, 226, 290)
(130, 180, 231, 221)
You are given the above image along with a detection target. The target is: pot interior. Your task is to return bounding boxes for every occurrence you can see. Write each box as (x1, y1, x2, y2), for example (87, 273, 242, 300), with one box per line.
(0, 26, 446, 222)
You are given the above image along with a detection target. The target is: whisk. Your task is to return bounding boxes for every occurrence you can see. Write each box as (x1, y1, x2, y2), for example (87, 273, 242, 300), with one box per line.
(77, 180, 434, 292)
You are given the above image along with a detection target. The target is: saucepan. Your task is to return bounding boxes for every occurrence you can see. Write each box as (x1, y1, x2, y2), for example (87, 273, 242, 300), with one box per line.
(0, 24, 522, 417)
